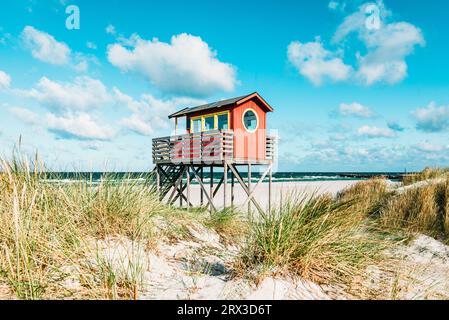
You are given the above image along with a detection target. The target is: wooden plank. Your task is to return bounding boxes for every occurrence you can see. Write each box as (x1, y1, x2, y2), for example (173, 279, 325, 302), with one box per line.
(190, 166, 217, 212)
(167, 166, 186, 204)
(213, 175, 224, 198)
(210, 166, 213, 212)
(242, 164, 273, 208)
(227, 162, 266, 217)
(186, 168, 190, 210)
(269, 166, 272, 214)
(248, 163, 251, 214)
(200, 167, 204, 206)
(224, 162, 228, 208)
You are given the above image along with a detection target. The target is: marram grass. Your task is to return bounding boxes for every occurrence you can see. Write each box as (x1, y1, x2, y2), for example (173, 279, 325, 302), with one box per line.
(236, 191, 390, 284)
(2, 151, 449, 299)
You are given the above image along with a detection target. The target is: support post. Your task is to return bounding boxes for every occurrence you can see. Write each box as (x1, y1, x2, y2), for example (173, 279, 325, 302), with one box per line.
(224, 162, 228, 209)
(227, 163, 266, 218)
(231, 170, 235, 208)
(179, 172, 183, 208)
(200, 166, 204, 206)
(156, 165, 160, 198)
(210, 166, 214, 213)
(269, 165, 272, 214)
(248, 163, 252, 215)
(186, 166, 190, 210)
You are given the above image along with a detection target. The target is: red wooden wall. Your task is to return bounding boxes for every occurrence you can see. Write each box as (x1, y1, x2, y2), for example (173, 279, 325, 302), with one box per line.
(184, 98, 268, 161)
(232, 100, 266, 160)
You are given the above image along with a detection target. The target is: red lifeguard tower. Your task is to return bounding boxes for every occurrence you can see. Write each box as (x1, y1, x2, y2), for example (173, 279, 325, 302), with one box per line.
(152, 92, 276, 214)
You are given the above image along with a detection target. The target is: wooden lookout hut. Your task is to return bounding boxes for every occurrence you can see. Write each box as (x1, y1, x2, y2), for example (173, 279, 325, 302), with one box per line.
(152, 92, 276, 215)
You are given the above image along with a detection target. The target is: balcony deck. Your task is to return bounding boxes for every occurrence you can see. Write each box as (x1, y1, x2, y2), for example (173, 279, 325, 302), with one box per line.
(152, 129, 276, 165)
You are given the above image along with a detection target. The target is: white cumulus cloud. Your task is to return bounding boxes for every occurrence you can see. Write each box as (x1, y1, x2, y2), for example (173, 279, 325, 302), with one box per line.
(332, 1, 424, 85)
(0, 70, 11, 89)
(23, 76, 111, 114)
(21, 26, 90, 71)
(107, 33, 237, 96)
(412, 102, 449, 133)
(46, 113, 115, 141)
(357, 125, 396, 138)
(287, 39, 352, 85)
(415, 141, 448, 152)
(114, 88, 203, 136)
(21, 26, 71, 65)
(338, 102, 376, 118)
(9, 107, 39, 125)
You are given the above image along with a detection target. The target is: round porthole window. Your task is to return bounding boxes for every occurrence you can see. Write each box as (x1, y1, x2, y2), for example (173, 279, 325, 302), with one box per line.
(242, 109, 258, 133)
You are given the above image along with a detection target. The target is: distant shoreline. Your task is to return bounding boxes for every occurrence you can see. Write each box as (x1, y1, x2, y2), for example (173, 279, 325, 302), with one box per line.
(41, 171, 406, 183)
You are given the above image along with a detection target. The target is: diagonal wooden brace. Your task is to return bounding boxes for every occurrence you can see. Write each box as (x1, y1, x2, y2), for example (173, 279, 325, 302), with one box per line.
(227, 161, 266, 218)
(242, 164, 273, 208)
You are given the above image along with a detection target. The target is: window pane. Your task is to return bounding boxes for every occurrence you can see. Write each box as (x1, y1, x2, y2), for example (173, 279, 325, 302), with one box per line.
(204, 116, 214, 131)
(217, 114, 228, 130)
(243, 110, 258, 132)
(192, 119, 201, 133)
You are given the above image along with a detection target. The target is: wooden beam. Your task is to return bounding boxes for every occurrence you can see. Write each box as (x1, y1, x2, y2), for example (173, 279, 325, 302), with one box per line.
(231, 171, 235, 208)
(224, 162, 228, 208)
(172, 170, 195, 206)
(190, 166, 217, 212)
(213, 175, 224, 198)
(167, 166, 186, 204)
(156, 165, 160, 197)
(227, 162, 266, 217)
(248, 163, 252, 215)
(186, 167, 190, 210)
(269, 165, 272, 214)
(242, 164, 273, 208)
(210, 166, 213, 212)
(200, 167, 204, 206)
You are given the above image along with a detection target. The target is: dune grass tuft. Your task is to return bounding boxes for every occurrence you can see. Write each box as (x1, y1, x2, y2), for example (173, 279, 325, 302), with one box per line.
(402, 167, 449, 186)
(337, 178, 389, 216)
(236, 192, 389, 284)
(0, 151, 171, 299)
(378, 177, 449, 242)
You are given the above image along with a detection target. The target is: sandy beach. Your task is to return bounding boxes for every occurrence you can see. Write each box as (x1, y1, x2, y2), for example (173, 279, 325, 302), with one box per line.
(165, 180, 360, 211)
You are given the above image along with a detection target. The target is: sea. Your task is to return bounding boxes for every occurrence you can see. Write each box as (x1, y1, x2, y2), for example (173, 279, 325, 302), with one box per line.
(43, 172, 405, 184)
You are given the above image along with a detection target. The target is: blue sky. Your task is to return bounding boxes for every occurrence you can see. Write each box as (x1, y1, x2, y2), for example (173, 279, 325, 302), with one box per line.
(0, 0, 448, 172)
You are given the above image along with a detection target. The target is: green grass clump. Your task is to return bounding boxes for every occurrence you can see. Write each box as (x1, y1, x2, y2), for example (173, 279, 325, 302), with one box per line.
(337, 178, 389, 216)
(237, 192, 388, 284)
(379, 177, 449, 242)
(402, 167, 449, 186)
(0, 151, 170, 299)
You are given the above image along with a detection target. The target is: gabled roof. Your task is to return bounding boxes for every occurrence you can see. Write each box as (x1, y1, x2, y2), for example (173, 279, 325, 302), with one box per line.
(168, 92, 274, 119)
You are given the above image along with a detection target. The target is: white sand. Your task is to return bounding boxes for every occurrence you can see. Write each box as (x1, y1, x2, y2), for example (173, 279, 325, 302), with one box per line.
(165, 180, 360, 211)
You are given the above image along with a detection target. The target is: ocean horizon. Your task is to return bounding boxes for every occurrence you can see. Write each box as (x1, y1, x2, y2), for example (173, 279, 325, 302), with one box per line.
(42, 171, 406, 184)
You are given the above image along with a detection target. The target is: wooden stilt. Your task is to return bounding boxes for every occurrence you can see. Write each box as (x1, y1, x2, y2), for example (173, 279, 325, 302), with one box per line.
(155, 165, 160, 198)
(227, 163, 266, 217)
(224, 162, 228, 209)
(248, 163, 252, 214)
(242, 164, 272, 209)
(167, 166, 186, 205)
(200, 167, 204, 206)
(186, 166, 190, 210)
(269, 165, 272, 214)
(179, 171, 183, 208)
(210, 166, 214, 213)
(231, 170, 235, 208)
(190, 167, 217, 212)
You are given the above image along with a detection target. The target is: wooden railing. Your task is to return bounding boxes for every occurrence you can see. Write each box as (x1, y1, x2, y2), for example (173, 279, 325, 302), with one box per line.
(152, 130, 234, 164)
(153, 130, 277, 164)
(266, 135, 276, 160)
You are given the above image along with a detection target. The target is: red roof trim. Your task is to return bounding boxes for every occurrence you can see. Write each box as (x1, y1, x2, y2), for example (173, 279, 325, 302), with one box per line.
(236, 92, 274, 112)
